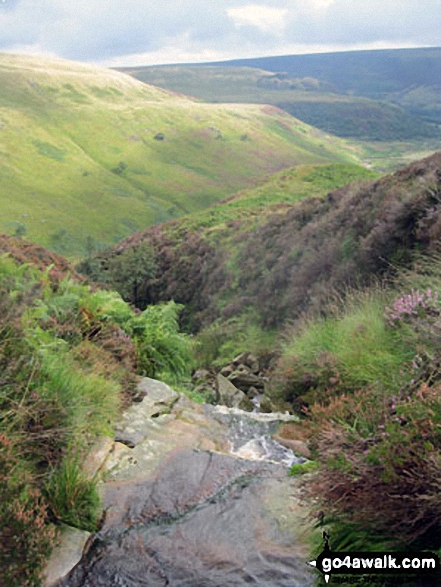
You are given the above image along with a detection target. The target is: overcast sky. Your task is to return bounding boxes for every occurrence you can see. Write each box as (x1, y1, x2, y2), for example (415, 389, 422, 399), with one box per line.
(0, 0, 440, 66)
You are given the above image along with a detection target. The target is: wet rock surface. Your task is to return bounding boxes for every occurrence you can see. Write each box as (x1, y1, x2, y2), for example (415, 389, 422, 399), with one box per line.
(60, 379, 313, 587)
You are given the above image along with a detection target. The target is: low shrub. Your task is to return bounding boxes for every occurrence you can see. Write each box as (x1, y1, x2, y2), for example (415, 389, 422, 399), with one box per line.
(194, 317, 276, 369)
(0, 251, 194, 581)
(302, 265, 441, 553)
(133, 302, 194, 381)
(308, 382, 441, 542)
(0, 434, 56, 587)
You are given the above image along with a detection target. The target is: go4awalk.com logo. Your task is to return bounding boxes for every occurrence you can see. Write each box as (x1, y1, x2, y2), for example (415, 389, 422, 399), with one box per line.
(308, 532, 440, 583)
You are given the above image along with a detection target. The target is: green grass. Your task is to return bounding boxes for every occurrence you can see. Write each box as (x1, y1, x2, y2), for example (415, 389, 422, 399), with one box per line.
(44, 457, 101, 531)
(281, 291, 413, 394)
(159, 162, 377, 242)
(0, 53, 360, 258)
(289, 461, 318, 475)
(0, 248, 196, 581)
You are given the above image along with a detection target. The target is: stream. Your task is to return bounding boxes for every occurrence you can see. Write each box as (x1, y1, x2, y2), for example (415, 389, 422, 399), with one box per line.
(59, 379, 315, 587)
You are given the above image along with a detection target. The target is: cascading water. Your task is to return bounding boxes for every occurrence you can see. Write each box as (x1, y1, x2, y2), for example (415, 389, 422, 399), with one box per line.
(59, 380, 314, 587)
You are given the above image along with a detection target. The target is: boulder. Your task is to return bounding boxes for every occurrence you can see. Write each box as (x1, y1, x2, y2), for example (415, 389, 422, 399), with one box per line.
(260, 394, 292, 414)
(232, 352, 249, 365)
(82, 436, 114, 479)
(220, 364, 234, 377)
(217, 374, 250, 409)
(192, 368, 211, 381)
(231, 352, 260, 372)
(228, 369, 265, 391)
(43, 525, 91, 587)
(246, 353, 260, 373)
(272, 435, 311, 459)
(115, 377, 179, 446)
(246, 386, 260, 399)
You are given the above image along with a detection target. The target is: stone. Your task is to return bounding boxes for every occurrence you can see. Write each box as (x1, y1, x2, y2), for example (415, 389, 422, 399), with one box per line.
(238, 395, 255, 412)
(272, 435, 312, 459)
(246, 353, 260, 373)
(115, 377, 179, 446)
(232, 352, 249, 365)
(216, 373, 249, 409)
(43, 525, 91, 587)
(260, 394, 293, 414)
(228, 370, 264, 391)
(82, 436, 114, 479)
(192, 368, 211, 381)
(246, 386, 260, 399)
(220, 364, 234, 377)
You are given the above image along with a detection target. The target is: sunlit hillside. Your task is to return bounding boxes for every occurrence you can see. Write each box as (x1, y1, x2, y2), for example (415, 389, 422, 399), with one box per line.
(0, 54, 359, 257)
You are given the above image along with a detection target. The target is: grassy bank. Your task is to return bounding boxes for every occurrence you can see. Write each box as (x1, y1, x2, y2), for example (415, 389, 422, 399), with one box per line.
(0, 54, 360, 258)
(0, 246, 193, 585)
(269, 253, 441, 582)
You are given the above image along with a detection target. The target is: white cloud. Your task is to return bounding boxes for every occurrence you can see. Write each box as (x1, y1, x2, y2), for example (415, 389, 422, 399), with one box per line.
(227, 4, 288, 34)
(0, 0, 440, 65)
(309, 0, 336, 12)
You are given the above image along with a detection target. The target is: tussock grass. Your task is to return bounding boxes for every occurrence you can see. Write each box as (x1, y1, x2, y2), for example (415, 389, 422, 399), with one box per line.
(44, 457, 101, 531)
(282, 291, 412, 392)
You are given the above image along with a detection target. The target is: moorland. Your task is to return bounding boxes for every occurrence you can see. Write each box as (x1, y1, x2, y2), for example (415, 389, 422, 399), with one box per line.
(2, 48, 441, 586)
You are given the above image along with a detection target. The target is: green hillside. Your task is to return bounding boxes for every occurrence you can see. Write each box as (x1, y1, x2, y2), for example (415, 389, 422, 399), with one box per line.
(80, 161, 378, 328)
(82, 151, 441, 341)
(119, 63, 441, 145)
(0, 54, 359, 257)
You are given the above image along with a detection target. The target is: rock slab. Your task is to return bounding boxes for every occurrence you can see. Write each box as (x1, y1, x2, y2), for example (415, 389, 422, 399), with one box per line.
(43, 525, 91, 587)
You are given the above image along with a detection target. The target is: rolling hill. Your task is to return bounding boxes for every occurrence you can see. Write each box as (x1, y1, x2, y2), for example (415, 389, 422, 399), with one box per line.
(120, 63, 439, 141)
(203, 47, 441, 101)
(119, 48, 441, 167)
(202, 47, 441, 127)
(0, 54, 359, 257)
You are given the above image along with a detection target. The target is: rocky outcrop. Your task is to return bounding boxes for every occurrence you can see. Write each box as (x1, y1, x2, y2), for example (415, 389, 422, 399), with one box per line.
(43, 377, 181, 587)
(56, 378, 314, 587)
(216, 374, 254, 411)
(115, 378, 179, 446)
(192, 352, 269, 409)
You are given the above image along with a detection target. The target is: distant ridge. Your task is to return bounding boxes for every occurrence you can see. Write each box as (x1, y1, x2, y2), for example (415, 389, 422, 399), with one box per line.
(200, 47, 441, 97)
(119, 47, 441, 147)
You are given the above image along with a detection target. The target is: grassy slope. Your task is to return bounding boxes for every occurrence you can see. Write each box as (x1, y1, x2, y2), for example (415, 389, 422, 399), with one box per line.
(0, 237, 194, 585)
(83, 150, 441, 343)
(80, 161, 378, 329)
(119, 61, 441, 169)
(0, 54, 358, 257)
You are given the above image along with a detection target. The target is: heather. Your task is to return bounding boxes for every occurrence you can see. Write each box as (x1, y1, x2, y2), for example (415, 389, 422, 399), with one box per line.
(270, 253, 441, 572)
(84, 152, 441, 338)
(0, 248, 192, 585)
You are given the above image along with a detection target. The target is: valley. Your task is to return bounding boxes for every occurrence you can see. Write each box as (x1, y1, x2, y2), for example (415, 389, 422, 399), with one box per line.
(0, 54, 358, 258)
(120, 47, 441, 171)
(2, 46, 441, 587)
